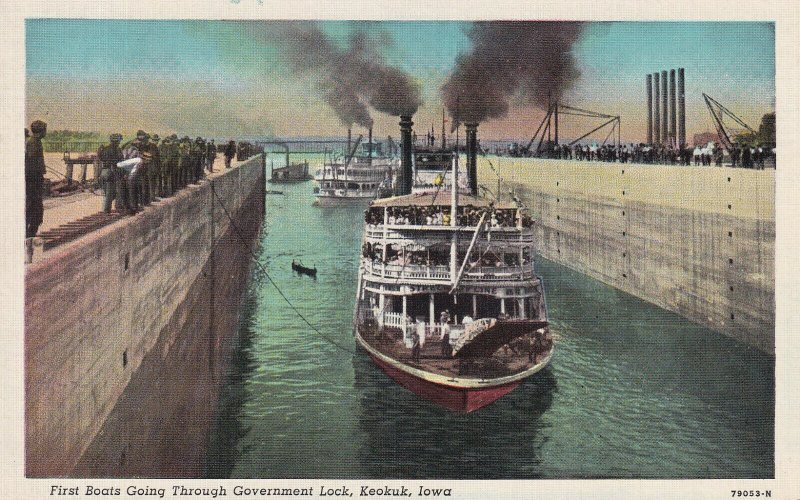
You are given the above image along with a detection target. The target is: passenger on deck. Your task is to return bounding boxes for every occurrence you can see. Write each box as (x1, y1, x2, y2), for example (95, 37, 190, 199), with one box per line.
(411, 332, 421, 363)
(441, 331, 452, 357)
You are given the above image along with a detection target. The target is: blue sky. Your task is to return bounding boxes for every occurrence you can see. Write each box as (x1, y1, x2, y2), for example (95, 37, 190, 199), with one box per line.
(26, 20, 775, 141)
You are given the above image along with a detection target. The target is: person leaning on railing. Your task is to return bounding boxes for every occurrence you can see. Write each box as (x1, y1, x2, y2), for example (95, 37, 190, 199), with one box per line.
(97, 133, 124, 213)
(122, 133, 146, 213)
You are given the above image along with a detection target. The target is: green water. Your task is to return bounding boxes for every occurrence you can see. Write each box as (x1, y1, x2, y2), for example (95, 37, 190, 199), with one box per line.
(207, 174, 774, 479)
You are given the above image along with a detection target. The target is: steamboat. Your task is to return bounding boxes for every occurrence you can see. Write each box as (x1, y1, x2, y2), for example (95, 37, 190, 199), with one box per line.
(271, 160, 311, 183)
(352, 117, 553, 412)
(314, 129, 397, 206)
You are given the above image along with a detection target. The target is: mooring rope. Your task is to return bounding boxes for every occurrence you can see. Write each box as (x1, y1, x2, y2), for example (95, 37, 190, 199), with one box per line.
(209, 179, 357, 355)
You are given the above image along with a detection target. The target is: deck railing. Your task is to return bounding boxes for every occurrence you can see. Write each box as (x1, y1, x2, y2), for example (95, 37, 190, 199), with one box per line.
(364, 225, 534, 243)
(362, 260, 533, 282)
(380, 314, 466, 343)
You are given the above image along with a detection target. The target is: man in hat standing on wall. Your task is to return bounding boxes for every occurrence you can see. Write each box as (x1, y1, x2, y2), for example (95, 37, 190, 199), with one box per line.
(137, 131, 154, 205)
(97, 133, 125, 213)
(25, 120, 47, 261)
(177, 136, 191, 188)
(206, 140, 217, 173)
(147, 134, 162, 200)
(159, 134, 177, 197)
(224, 140, 236, 169)
(191, 137, 205, 183)
(122, 131, 148, 212)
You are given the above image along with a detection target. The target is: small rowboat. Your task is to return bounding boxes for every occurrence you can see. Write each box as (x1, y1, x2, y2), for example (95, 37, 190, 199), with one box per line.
(292, 259, 317, 277)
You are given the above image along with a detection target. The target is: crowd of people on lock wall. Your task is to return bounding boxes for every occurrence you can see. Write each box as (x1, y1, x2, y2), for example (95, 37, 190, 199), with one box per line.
(24, 119, 256, 261)
(508, 141, 775, 168)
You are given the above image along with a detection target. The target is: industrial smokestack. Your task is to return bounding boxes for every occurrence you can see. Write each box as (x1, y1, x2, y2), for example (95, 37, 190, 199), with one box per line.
(653, 73, 660, 144)
(661, 70, 668, 144)
(399, 115, 414, 195)
(465, 122, 478, 196)
(669, 69, 676, 146)
(646, 74, 653, 144)
(678, 68, 686, 147)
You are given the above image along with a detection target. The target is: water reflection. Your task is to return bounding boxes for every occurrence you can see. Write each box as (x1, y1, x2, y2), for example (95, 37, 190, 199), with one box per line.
(205, 281, 261, 478)
(209, 180, 773, 479)
(353, 352, 556, 478)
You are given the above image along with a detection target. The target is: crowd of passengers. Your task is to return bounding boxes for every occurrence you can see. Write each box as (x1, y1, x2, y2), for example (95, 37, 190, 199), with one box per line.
(364, 205, 533, 228)
(362, 241, 528, 269)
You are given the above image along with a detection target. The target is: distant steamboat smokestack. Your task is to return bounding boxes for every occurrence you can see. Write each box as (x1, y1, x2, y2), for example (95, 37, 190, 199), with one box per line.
(399, 115, 414, 195)
(368, 127, 373, 165)
(465, 122, 478, 196)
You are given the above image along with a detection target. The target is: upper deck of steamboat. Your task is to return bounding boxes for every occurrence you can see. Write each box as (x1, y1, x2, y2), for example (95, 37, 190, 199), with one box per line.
(361, 193, 538, 288)
(315, 159, 395, 181)
(364, 193, 534, 240)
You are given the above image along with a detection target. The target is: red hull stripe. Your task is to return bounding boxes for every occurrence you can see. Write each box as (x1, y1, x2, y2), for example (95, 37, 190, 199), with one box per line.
(369, 353, 521, 413)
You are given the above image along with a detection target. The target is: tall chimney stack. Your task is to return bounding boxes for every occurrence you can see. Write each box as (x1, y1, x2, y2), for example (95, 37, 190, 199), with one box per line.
(669, 69, 677, 146)
(399, 115, 414, 195)
(646, 74, 653, 144)
(347, 128, 352, 157)
(465, 122, 478, 196)
(678, 68, 686, 147)
(653, 73, 661, 144)
(661, 70, 668, 144)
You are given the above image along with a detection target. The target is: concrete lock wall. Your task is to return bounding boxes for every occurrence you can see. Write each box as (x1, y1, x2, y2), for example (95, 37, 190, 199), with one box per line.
(478, 158, 775, 354)
(25, 156, 265, 477)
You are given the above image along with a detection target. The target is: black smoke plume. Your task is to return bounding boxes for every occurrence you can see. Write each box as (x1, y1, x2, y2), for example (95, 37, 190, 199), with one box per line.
(442, 22, 584, 127)
(272, 22, 422, 127)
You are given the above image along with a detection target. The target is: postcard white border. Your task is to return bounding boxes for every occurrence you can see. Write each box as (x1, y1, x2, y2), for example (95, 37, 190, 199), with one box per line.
(1, 1, 797, 498)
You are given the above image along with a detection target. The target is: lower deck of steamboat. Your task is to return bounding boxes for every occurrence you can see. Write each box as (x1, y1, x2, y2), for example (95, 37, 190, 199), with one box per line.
(355, 311, 552, 381)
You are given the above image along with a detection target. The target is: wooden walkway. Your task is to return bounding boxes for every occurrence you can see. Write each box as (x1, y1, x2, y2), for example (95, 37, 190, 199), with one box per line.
(37, 211, 124, 251)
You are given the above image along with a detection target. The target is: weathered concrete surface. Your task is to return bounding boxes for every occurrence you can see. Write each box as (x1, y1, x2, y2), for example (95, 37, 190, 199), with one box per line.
(25, 156, 265, 477)
(479, 158, 775, 353)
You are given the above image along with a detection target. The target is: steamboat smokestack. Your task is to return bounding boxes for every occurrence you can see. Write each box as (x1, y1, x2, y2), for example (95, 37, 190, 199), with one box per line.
(678, 68, 686, 147)
(465, 122, 478, 196)
(368, 127, 373, 165)
(347, 128, 352, 157)
(399, 115, 414, 195)
(669, 69, 676, 146)
(554, 101, 559, 145)
(646, 74, 653, 144)
(441, 108, 447, 149)
(653, 73, 660, 144)
(661, 70, 668, 144)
